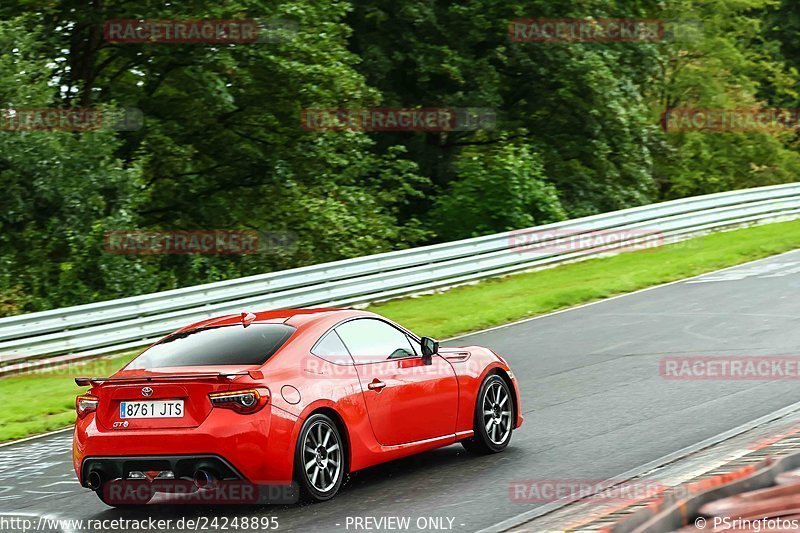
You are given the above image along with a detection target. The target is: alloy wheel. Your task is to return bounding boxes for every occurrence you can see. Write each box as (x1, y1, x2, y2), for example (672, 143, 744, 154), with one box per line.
(482, 381, 512, 445)
(302, 419, 342, 493)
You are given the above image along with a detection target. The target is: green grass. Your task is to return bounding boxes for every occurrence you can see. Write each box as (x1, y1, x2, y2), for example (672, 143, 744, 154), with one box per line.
(0, 352, 136, 442)
(367, 220, 800, 338)
(3, 219, 800, 443)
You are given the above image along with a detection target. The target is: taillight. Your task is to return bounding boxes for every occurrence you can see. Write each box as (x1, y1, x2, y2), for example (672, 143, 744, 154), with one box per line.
(209, 388, 269, 414)
(76, 394, 99, 418)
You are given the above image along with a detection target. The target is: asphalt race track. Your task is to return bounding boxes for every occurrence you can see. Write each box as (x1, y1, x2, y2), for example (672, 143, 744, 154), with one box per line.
(2, 250, 800, 532)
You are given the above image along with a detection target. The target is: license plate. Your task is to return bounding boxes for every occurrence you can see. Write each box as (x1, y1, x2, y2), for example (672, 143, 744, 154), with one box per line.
(120, 400, 184, 419)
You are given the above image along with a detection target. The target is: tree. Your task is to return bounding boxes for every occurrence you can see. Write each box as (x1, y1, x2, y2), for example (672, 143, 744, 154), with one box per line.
(434, 142, 565, 240)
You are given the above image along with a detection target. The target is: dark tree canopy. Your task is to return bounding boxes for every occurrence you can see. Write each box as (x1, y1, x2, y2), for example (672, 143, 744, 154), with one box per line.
(0, 0, 798, 315)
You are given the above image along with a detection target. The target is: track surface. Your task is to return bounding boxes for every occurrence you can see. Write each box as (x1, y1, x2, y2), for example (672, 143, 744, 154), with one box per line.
(2, 250, 800, 532)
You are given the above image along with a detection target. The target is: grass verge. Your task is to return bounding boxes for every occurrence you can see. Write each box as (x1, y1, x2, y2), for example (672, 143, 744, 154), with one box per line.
(0, 352, 136, 443)
(2, 219, 800, 443)
(368, 220, 800, 337)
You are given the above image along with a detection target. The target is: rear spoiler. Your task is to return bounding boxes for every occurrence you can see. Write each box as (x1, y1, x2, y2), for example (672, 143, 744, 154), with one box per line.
(75, 371, 264, 387)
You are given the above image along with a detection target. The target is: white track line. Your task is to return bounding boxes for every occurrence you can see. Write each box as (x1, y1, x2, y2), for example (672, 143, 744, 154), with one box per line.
(446, 248, 800, 342)
(2, 247, 799, 526)
(478, 399, 800, 533)
(477, 248, 800, 532)
(4, 249, 798, 451)
(0, 427, 72, 448)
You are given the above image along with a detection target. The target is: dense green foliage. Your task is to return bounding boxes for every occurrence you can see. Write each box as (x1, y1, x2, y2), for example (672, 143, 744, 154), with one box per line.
(0, 0, 798, 314)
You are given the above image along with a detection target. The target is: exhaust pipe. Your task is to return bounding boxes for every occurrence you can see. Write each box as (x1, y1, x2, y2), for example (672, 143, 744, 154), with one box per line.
(87, 470, 103, 491)
(193, 469, 215, 490)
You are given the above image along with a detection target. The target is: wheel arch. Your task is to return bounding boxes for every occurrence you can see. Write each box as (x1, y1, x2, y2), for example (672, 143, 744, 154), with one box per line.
(486, 367, 519, 427)
(301, 406, 352, 475)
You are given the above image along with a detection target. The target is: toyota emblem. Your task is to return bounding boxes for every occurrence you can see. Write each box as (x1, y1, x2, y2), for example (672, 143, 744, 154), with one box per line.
(141, 387, 153, 397)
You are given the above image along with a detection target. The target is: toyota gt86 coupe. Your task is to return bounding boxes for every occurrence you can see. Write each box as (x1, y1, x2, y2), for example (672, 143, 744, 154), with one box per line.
(73, 308, 522, 504)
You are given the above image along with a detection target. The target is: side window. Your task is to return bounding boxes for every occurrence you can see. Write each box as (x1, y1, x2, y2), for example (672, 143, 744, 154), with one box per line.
(311, 330, 352, 365)
(335, 319, 416, 363)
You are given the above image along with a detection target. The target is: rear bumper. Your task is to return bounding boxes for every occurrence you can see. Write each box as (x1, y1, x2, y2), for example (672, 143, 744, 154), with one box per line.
(79, 455, 243, 487)
(74, 405, 299, 486)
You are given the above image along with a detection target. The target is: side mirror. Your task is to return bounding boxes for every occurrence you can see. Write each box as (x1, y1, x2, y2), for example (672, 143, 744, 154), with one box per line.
(421, 337, 439, 365)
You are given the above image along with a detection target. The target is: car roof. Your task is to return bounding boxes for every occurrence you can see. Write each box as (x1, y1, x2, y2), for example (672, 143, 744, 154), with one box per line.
(173, 307, 370, 334)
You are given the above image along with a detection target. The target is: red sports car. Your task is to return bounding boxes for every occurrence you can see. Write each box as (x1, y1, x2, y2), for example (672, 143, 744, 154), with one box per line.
(73, 308, 522, 505)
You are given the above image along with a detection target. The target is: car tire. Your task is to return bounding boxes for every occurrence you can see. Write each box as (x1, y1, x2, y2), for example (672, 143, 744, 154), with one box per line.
(295, 413, 346, 502)
(462, 374, 514, 455)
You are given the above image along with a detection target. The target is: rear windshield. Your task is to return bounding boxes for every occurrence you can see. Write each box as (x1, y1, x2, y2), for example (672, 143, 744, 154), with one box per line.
(127, 324, 296, 369)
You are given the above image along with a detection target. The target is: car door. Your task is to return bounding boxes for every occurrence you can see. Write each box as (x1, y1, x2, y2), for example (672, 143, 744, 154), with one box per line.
(334, 318, 459, 446)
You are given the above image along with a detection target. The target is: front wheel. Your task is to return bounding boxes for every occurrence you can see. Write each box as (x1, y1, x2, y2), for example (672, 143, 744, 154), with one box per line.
(295, 413, 346, 502)
(462, 374, 514, 454)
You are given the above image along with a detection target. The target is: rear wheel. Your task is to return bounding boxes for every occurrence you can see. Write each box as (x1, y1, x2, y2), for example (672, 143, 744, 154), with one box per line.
(462, 374, 514, 454)
(295, 413, 345, 502)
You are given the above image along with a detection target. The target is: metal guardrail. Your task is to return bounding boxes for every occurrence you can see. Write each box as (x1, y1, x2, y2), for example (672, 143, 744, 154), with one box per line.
(2, 182, 800, 373)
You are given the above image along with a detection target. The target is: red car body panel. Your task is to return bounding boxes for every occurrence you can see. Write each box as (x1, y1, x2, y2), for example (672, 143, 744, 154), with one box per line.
(73, 308, 523, 489)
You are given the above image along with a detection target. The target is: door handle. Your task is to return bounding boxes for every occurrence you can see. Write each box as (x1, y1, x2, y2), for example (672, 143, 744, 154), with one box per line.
(367, 379, 386, 392)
